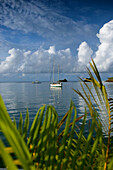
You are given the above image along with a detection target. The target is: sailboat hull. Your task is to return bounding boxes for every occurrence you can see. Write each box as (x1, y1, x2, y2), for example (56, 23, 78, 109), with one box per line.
(50, 82, 62, 87)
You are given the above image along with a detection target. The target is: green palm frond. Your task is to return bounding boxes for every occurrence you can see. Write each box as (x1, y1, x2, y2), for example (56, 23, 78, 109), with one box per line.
(73, 59, 113, 169)
(18, 112, 23, 136)
(0, 96, 35, 170)
(0, 140, 18, 170)
(23, 108, 29, 141)
(71, 108, 87, 169)
(0, 96, 88, 169)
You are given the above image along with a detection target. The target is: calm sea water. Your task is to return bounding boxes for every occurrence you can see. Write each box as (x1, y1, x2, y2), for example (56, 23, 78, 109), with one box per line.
(0, 79, 113, 125)
(1, 74, 113, 166)
(0, 82, 81, 123)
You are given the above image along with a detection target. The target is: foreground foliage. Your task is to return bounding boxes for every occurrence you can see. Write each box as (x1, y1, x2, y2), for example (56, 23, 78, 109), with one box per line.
(0, 59, 113, 169)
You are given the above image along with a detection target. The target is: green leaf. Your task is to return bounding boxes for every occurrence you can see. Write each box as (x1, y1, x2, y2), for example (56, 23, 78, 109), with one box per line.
(87, 121, 103, 169)
(0, 140, 18, 170)
(36, 106, 50, 165)
(13, 116, 17, 128)
(23, 108, 29, 141)
(56, 101, 73, 169)
(0, 96, 35, 170)
(62, 103, 77, 170)
(71, 108, 87, 169)
(27, 105, 45, 147)
(18, 112, 23, 136)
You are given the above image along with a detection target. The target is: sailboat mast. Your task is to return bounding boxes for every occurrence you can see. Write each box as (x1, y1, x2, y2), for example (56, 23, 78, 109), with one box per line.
(58, 64, 59, 81)
(53, 57, 54, 82)
(35, 72, 37, 81)
(50, 57, 62, 87)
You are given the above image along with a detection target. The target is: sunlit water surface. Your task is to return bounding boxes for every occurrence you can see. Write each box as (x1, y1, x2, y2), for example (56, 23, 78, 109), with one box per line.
(0, 78, 113, 136)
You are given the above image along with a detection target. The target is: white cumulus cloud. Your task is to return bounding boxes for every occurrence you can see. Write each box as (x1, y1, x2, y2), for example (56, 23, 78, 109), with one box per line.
(0, 46, 77, 74)
(48, 46, 56, 54)
(0, 48, 24, 73)
(94, 20, 113, 71)
(77, 41, 93, 66)
(77, 20, 113, 72)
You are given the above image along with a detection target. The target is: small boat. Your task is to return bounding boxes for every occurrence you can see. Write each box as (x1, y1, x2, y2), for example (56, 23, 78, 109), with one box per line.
(50, 60, 62, 88)
(32, 80, 41, 84)
(32, 73, 41, 84)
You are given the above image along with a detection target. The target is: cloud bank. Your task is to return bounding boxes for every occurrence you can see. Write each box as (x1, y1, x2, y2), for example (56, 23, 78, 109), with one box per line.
(1, 20, 113, 75)
(0, 46, 76, 74)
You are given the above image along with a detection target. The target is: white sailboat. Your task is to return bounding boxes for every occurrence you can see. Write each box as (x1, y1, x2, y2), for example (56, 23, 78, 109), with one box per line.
(50, 62, 62, 88)
(32, 72, 41, 84)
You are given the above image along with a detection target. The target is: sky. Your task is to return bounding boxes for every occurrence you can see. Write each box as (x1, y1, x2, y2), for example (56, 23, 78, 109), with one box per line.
(0, 0, 113, 81)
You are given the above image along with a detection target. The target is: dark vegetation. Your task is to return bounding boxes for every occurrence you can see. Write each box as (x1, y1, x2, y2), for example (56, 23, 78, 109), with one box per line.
(105, 77, 113, 82)
(58, 78, 67, 82)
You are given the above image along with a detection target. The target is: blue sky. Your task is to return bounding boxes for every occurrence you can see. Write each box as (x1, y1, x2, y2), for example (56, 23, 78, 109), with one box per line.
(0, 0, 113, 81)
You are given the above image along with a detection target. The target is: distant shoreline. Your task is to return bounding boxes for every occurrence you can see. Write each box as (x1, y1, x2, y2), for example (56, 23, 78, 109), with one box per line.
(0, 81, 78, 83)
(105, 77, 113, 82)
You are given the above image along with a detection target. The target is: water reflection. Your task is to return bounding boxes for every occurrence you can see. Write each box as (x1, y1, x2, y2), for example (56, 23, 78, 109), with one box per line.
(0, 81, 113, 136)
(49, 86, 62, 105)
